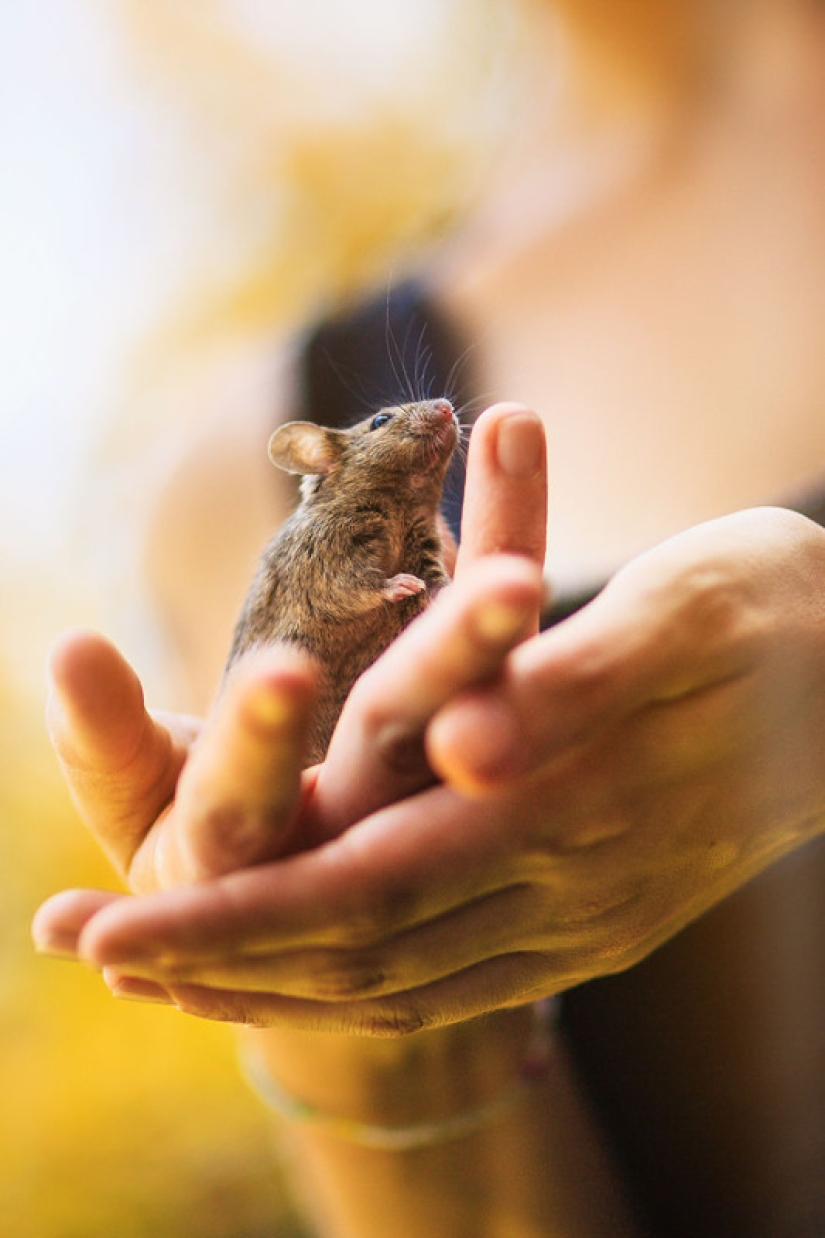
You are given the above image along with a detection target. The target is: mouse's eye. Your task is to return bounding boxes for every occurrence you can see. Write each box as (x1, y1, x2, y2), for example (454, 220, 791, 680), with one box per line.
(370, 412, 393, 430)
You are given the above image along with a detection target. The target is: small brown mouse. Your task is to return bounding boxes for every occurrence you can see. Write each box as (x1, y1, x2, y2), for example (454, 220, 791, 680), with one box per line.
(226, 397, 460, 763)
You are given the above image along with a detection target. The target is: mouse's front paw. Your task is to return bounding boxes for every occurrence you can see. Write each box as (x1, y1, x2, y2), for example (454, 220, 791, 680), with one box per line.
(383, 573, 427, 601)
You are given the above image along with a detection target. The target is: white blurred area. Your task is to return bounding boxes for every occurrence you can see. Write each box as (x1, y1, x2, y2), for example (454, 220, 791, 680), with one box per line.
(0, 0, 515, 697)
(2, 2, 191, 562)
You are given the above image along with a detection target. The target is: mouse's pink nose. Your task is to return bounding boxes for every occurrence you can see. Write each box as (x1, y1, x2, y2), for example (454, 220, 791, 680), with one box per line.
(431, 398, 454, 419)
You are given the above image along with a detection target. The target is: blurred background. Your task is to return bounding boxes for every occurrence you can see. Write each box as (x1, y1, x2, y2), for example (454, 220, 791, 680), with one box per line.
(0, 1, 519, 1233)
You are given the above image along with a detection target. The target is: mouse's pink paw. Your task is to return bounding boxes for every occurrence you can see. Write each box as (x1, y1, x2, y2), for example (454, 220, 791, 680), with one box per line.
(383, 573, 427, 601)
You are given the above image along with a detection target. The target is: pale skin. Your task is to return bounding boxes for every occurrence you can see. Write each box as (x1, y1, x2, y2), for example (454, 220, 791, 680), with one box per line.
(33, 407, 825, 1237)
(31, 2, 825, 1232)
(36, 480, 825, 1027)
(35, 405, 641, 1237)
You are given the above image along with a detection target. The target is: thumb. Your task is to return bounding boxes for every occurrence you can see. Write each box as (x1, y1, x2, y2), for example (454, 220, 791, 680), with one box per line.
(46, 629, 191, 877)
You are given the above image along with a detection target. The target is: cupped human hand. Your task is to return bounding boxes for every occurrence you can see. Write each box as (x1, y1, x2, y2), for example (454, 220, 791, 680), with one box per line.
(40, 505, 825, 1033)
(35, 630, 319, 938)
(32, 403, 548, 999)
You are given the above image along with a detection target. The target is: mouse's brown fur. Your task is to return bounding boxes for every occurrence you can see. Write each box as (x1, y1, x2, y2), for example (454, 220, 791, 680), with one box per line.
(226, 398, 459, 763)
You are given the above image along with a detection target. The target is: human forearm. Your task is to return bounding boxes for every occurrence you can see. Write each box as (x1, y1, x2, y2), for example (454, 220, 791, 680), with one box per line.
(241, 1007, 639, 1238)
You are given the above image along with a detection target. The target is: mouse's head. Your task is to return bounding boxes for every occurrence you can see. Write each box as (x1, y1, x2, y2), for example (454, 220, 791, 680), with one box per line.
(268, 398, 459, 502)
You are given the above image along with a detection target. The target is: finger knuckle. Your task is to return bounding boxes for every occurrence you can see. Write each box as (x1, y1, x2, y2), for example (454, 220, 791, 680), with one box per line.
(348, 676, 431, 768)
(335, 855, 420, 949)
(341, 899, 414, 951)
(574, 890, 665, 978)
(348, 690, 394, 741)
(375, 723, 429, 778)
(359, 1002, 429, 1039)
(171, 984, 253, 1025)
(314, 953, 390, 1000)
(680, 563, 746, 637)
(338, 907, 390, 950)
(542, 807, 633, 858)
(546, 645, 618, 719)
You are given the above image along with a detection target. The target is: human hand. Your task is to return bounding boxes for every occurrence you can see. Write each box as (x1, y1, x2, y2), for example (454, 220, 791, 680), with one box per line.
(32, 403, 548, 991)
(30, 625, 326, 969)
(41, 506, 825, 1033)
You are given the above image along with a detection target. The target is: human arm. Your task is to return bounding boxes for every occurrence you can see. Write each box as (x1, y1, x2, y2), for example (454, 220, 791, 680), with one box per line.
(37, 509, 825, 1238)
(39, 465, 825, 1238)
(37, 579, 637, 1238)
(35, 421, 825, 1235)
(35, 405, 639, 1237)
(236, 1008, 635, 1238)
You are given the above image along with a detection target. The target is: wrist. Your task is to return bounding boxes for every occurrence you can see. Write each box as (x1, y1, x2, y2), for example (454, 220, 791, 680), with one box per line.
(239, 1001, 556, 1141)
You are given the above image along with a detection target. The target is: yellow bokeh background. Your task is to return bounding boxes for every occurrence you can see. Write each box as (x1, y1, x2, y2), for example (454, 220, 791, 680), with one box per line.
(0, 560, 312, 1236)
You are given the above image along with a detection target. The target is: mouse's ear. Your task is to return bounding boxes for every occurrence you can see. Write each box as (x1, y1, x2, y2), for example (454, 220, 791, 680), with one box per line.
(267, 422, 345, 475)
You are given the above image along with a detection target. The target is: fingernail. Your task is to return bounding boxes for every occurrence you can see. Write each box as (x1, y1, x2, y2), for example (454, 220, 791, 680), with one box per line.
(474, 599, 530, 645)
(110, 976, 175, 1006)
(495, 413, 545, 479)
(32, 926, 80, 959)
(245, 685, 291, 729)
